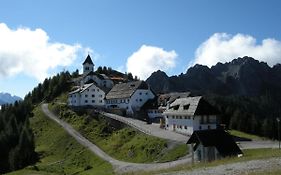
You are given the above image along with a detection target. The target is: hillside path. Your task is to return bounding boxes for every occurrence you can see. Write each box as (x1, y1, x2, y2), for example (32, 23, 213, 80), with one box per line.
(101, 112, 188, 143)
(41, 103, 192, 173)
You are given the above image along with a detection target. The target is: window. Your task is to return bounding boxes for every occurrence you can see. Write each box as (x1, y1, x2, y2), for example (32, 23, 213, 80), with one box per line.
(87, 89, 89, 92)
(184, 116, 187, 119)
(206, 116, 210, 123)
(85, 94, 88, 97)
(92, 100, 95, 103)
(139, 92, 142, 95)
(99, 100, 103, 103)
(74, 95, 76, 97)
(184, 126, 187, 129)
(136, 99, 138, 102)
(200, 116, 204, 123)
(208, 125, 211, 129)
(183, 104, 190, 110)
(172, 116, 175, 119)
(199, 126, 202, 130)
(173, 105, 180, 110)
(179, 116, 182, 119)
(99, 95, 103, 98)
(167, 116, 169, 119)
(97, 89, 99, 92)
(92, 89, 95, 92)
(176, 116, 178, 119)
(140, 99, 142, 102)
(85, 100, 88, 103)
(92, 94, 95, 97)
(145, 92, 148, 95)
(85, 67, 89, 70)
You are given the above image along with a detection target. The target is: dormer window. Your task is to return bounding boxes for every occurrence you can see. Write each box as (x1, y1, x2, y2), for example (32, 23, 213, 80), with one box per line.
(183, 104, 190, 110)
(173, 105, 180, 110)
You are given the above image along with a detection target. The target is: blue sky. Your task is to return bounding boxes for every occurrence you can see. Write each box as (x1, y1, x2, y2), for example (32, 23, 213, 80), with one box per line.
(1, 0, 281, 98)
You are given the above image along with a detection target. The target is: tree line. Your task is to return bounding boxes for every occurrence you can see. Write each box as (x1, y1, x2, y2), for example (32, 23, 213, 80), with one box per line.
(207, 92, 281, 139)
(0, 71, 72, 173)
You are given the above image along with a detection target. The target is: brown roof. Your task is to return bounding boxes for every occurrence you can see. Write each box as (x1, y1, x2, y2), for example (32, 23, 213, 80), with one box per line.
(158, 92, 190, 106)
(83, 55, 94, 65)
(106, 81, 149, 99)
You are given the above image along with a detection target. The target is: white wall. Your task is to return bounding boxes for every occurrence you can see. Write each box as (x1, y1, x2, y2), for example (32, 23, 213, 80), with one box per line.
(68, 84, 105, 107)
(81, 75, 113, 89)
(165, 114, 217, 135)
(80, 86, 105, 106)
(106, 89, 155, 114)
(83, 63, 94, 74)
(130, 89, 155, 111)
(68, 93, 81, 106)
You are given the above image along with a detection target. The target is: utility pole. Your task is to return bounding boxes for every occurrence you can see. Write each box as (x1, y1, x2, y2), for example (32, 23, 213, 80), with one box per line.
(277, 118, 280, 149)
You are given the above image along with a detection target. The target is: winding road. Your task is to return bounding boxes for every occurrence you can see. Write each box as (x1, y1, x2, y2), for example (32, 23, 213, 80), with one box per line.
(41, 103, 280, 174)
(41, 103, 192, 173)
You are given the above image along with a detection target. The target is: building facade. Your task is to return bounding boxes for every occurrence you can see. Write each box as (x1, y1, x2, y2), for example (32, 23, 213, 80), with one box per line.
(68, 83, 106, 107)
(106, 81, 155, 115)
(163, 96, 218, 136)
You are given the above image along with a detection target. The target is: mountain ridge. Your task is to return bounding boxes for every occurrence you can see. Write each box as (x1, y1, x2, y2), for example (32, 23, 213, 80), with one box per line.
(0, 92, 22, 105)
(146, 56, 281, 96)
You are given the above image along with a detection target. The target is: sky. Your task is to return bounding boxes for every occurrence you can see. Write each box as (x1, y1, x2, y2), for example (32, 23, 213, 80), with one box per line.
(1, 0, 281, 98)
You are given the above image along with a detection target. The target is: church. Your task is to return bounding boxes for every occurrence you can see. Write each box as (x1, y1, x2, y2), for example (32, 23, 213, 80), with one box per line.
(68, 55, 113, 107)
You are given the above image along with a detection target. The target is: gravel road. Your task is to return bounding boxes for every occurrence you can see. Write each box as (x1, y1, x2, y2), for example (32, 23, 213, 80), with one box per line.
(41, 103, 280, 174)
(41, 103, 192, 174)
(160, 157, 281, 175)
(101, 112, 188, 143)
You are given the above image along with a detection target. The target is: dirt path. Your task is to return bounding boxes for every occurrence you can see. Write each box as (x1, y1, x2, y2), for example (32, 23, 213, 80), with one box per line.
(41, 103, 192, 174)
(160, 157, 281, 175)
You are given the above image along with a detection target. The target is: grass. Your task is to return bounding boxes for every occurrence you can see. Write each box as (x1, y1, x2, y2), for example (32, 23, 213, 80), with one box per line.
(130, 148, 281, 175)
(7, 106, 114, 175)
(229, 130, 266, 141)
(49, 101, 189, 163)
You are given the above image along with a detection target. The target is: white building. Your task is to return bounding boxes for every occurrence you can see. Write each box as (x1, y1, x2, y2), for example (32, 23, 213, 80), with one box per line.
(106, 81, 155, 115)
(83, 55, 95, 75)
(163, 96, 218, 136)
(80, 55, 113, 89)
(81, 72, 114, 88)
(68, 83, 107, 107)
(145, 92, 191, 121)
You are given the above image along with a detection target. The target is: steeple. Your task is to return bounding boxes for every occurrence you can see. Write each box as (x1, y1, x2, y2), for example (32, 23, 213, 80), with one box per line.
(83, 54, 94, 65)
(83, 54, 94, 74)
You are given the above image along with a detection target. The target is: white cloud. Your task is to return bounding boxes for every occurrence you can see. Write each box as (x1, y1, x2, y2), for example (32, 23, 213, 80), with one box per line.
(0, 23, 85, 81)
(192, 33, 281, 67)
(126, 45, 177, 80)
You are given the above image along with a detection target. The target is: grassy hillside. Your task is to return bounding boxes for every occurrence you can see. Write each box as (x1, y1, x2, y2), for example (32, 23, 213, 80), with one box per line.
(7, 106, 114, 175)
(229, 130, 266, 141)
(49, 100, 188, 163)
